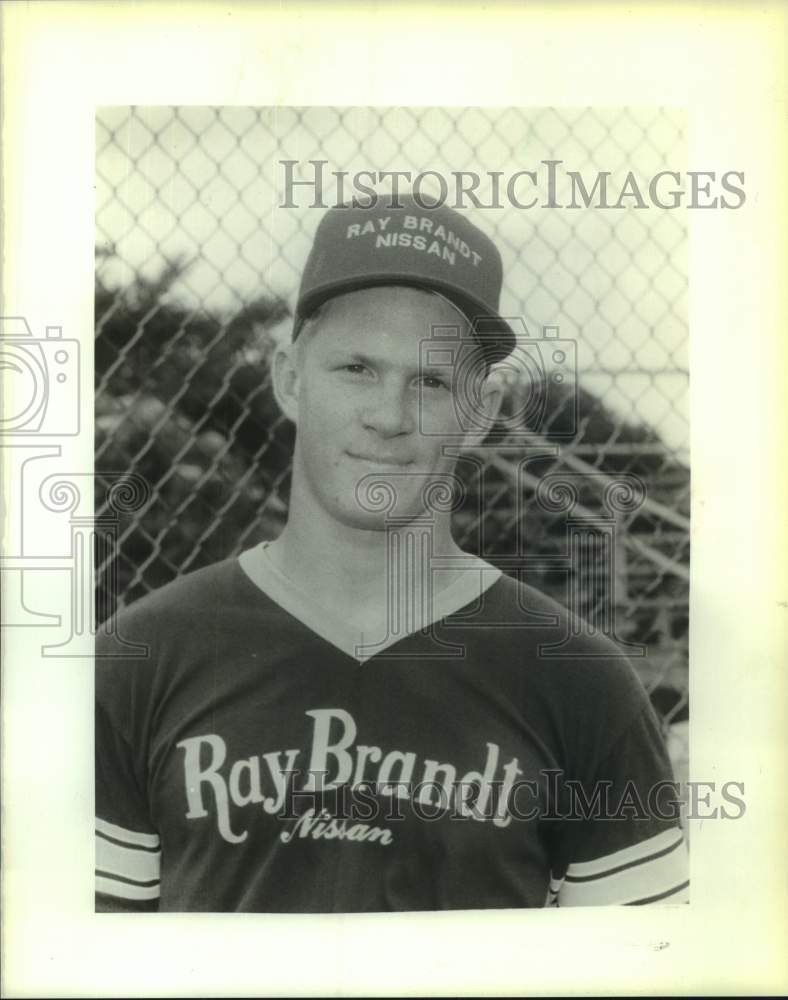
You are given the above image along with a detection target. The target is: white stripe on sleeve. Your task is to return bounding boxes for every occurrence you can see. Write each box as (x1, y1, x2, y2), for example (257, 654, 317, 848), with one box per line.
(96, 817, 160, 849)
(96, 835, 161, 885)
(565, 828, 682, 878)
(558, 828, 688, 906)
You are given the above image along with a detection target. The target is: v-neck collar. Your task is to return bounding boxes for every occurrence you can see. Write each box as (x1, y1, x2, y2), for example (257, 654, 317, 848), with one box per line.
(237, 541, 502, 664)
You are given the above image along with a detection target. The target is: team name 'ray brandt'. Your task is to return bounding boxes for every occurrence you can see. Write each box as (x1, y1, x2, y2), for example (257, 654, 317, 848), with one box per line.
(177, 708, 523, 843)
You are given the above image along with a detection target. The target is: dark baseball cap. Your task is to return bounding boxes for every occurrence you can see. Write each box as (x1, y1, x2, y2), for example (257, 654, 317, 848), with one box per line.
(294, 194, 516, 364)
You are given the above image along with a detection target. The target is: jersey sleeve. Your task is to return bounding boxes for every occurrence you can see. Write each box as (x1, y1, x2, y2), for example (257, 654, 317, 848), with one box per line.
(548, 700, 689, 907)
(95, 623, 161, 912)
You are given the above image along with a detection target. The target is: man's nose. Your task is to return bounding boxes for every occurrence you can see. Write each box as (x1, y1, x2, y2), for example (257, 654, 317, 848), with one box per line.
(360, 381, 415, 437)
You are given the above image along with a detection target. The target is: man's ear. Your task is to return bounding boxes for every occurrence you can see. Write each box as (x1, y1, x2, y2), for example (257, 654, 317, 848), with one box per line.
(271, 342, 301, 424)
(461, 368, 506, 449)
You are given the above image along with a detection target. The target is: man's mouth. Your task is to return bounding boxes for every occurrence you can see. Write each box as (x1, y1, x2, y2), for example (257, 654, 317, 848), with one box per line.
(345, 452, 414, 468)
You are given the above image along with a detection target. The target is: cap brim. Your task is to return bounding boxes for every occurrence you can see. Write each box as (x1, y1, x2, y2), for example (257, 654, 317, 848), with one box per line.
(297, 273, 516, 363)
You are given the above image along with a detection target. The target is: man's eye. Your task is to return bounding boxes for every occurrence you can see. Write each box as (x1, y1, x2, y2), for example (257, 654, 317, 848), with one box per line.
(420, 375, 450, 391)
(341, 364, 369, 375)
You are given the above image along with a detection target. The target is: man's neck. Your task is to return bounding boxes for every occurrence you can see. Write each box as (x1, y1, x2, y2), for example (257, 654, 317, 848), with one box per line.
(265, 493, 468, 621)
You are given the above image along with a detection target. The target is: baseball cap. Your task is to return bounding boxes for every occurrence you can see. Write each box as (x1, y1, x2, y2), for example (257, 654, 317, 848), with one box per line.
(294, 194, 516, 364)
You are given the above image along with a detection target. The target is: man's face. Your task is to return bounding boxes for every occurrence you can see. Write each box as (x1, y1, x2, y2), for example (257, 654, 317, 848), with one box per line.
(287, 285, 492, 530)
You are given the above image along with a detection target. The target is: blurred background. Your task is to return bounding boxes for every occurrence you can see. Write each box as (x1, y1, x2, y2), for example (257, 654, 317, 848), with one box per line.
(95, 107, 689, 781)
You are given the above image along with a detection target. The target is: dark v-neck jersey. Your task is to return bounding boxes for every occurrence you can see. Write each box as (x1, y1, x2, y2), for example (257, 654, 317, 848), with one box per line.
(95, 549, 688, 912)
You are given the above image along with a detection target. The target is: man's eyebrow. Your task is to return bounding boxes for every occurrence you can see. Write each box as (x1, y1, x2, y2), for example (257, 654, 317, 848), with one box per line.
(323, 349, 377, 365)
(323, 349, 453, 378)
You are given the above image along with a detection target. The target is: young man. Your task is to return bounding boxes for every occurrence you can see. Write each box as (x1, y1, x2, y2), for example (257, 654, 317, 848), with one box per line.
(95, 195, 688, 912)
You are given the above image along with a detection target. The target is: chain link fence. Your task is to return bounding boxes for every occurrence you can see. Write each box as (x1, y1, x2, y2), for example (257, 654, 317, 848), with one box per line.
(95, 107, 689, 763)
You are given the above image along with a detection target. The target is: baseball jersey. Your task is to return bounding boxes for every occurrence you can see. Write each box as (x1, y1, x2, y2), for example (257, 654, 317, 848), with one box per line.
(95, 543, 688, 912)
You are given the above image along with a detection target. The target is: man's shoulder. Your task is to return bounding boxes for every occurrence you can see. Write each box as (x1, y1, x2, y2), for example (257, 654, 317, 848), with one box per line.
(466, 571, 648, 705)
(99, 557, 246, 642)
(474, 571, 610, 647)
(480, 571, 571, 620)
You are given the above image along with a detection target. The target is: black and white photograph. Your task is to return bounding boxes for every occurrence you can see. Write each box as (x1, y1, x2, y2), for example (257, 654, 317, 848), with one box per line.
(2, 3, 786, 996)
(94, 106, 692, 912)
